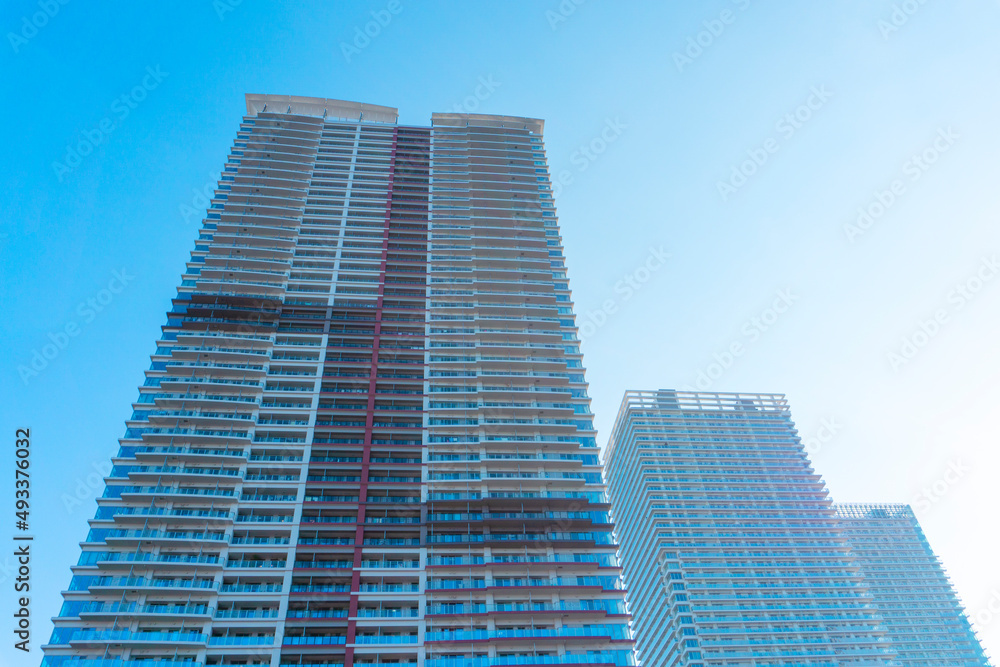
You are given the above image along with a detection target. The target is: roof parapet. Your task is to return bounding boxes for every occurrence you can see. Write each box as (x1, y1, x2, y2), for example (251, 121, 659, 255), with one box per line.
(432, 112, 544, 136)
(245, 94, 398, 124)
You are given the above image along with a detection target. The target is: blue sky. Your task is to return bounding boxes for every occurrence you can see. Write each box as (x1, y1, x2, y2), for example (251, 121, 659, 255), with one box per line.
(2, 0, 1000, 661)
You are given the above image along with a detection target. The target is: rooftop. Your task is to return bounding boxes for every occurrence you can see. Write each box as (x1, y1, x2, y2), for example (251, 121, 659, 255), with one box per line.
(243, 94, 544, 133)
(245, 93, 398, 123)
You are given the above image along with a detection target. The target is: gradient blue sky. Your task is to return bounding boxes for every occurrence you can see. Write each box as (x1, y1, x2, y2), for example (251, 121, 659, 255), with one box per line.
(3, 1, 1000, 662)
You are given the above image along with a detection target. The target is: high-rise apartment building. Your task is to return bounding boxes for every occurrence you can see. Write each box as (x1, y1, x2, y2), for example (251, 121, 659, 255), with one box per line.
(41, 95, 633, 667)
(604, 390, 895, 667)
(834, 503, 991, 666)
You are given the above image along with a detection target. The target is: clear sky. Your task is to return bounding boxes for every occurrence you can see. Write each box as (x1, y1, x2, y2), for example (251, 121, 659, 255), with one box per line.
(2, 0, 999, 662)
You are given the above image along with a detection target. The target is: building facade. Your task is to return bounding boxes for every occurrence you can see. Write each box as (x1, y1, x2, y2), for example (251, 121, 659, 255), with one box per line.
(834, 503, 991, 666)
(41, 95, 633, 667)
(604, 390, 895, 667)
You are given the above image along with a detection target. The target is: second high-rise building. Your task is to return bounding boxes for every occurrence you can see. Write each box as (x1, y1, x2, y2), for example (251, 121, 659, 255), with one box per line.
(604, 390, 895, 667)
(41, 95, 633, 667)
(835, 503, 991, 667)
